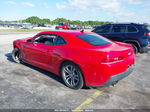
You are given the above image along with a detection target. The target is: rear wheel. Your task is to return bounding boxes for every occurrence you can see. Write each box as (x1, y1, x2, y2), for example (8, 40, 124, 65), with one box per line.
(12, 48, 23, 63)
(61, 62, 84, 89)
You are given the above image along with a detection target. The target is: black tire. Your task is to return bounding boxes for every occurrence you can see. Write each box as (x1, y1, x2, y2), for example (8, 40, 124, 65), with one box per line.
(61, 62, 84, 89)
(12, 48, 23, 63)
(131, 44, 138, 54)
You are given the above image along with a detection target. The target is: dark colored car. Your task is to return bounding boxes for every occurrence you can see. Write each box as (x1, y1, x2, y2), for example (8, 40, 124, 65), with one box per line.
(92, 23, 150, 53)
(37, 24, 46, 27)
(12, 30, 135, 89)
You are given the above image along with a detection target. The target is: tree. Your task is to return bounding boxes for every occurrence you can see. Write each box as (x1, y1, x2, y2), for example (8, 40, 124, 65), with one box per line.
(51, 18, 69, 24)
(22, 16, 42, 24)
(42, 19, 51, 24)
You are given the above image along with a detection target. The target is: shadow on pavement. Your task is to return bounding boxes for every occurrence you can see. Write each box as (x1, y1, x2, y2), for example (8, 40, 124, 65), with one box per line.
(5, 52, 64, 86)
(5, 52, 90, 90)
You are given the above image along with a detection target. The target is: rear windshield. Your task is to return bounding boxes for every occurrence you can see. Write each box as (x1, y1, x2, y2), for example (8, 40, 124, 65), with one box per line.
(76, 33, 112, 46)
(147, 26, 150, 31)
(143, 25, 150, 31)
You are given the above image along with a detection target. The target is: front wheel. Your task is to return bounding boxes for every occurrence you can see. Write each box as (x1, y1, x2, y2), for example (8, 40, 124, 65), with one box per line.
(12, 48, 23, 63)
(61, 62, 84, 89)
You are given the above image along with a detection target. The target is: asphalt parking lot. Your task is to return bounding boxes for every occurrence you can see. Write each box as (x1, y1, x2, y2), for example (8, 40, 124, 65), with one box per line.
(0, 32, 150, 111)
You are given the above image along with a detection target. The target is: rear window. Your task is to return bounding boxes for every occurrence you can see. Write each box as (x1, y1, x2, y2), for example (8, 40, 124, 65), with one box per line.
(143, 25, 150, 31)
(146, 26, 150, 31)
(127, 26, 138, 32)
(76, 34, 112, 46)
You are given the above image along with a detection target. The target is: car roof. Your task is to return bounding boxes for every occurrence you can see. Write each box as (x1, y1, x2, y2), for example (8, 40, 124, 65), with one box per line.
(39, 30, 93, 36)
(102, 23, 145, 26)
(36, 30, 97, 47)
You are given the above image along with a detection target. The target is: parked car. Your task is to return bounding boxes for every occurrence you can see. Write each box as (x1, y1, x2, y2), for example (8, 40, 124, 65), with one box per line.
(70, 25, 78, 30)
(21, 23, 33, 29)
(55, 22, 69, 30)
(37, 24, 46, 27)
(0, 23, 33, 29)
(92, 23, 150, 53)
(12, 30, 135, 89)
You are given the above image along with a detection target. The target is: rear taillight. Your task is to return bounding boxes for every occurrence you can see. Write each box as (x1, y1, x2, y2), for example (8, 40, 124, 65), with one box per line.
(145, 33, 150, 36)
(101, 55, 124, 64)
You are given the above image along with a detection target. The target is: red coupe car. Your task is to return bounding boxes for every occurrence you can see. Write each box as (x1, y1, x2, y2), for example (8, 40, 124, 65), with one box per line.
(12, 30, 135, 89)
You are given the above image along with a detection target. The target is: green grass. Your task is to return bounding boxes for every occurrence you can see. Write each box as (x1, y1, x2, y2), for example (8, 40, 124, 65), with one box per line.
(0, 29, 51, 32)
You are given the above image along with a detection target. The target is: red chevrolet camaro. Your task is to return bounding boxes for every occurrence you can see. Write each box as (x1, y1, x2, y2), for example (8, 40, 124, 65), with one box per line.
(12, 30, 135, 89)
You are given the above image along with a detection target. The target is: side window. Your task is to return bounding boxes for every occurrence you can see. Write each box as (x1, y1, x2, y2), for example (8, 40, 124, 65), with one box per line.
(111, 25, 126, 33)
(94, 25, 111, 33)
(33, 34, 57, 45)
(127, 26, 137, 32)
(34, 35, 45, 43)
(55, 36, 66, 45)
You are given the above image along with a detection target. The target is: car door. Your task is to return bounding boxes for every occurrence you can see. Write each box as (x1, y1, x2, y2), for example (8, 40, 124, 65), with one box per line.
(125, 25, 139, 40)
(108, 25, 127, 42)
(23, 34, 57, 69)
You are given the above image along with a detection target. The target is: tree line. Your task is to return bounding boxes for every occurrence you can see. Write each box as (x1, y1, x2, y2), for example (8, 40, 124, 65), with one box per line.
(21, 16, 111, 25)
(1, 16, 149, 26)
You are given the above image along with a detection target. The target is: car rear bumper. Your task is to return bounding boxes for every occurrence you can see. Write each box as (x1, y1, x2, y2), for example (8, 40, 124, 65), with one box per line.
(88, 65, 134, 88)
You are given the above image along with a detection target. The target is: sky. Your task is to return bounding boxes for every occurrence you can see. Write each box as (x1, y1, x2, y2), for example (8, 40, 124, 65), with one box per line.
(0, 0, 150, 24)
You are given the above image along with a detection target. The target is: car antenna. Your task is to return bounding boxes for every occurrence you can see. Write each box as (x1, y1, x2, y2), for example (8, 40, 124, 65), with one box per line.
(80, 29, 84, 33)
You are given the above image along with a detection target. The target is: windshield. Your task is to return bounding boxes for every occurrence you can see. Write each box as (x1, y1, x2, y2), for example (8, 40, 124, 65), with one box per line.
(76, 33, 112, 46)
(59, 23, 64, 25)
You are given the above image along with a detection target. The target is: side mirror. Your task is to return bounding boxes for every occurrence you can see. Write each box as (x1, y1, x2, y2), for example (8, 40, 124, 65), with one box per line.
(27, 39, 32, 42)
